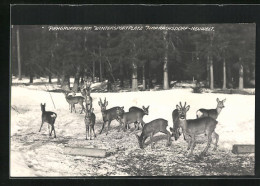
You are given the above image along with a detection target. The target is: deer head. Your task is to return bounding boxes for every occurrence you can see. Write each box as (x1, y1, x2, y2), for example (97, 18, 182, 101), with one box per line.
(216, 98, 226, 109)
(116, 106, 125, 117)
(40, 103, 46, 112)
(142, 106, 149, 115)
(98, 98, 108, 112)
(176, 102, 190, 120)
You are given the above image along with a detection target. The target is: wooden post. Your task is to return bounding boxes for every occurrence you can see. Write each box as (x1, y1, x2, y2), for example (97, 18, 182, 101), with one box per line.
(232, 144, 254, 154)
(64, 147, 106, 157)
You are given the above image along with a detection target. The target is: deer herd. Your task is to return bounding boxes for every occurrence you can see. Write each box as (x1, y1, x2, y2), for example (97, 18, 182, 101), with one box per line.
(39, 80, 226, 157)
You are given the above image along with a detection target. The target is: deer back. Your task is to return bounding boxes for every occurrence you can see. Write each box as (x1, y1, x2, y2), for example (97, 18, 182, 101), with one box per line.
(183, 117, 218, 135)
(103, 107, 124, 121)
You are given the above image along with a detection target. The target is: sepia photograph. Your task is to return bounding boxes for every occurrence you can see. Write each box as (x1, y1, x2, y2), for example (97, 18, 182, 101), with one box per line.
(10, 23, 255, 177)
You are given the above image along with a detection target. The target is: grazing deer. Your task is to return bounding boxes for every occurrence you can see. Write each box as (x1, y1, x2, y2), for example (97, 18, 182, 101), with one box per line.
(39, 103, 57, 138)
(124, 106, 149, 130)
(171, 108, 182, 141)
(98, 98, 124, 135)
(84, 108, 96, 140)
(81, 80, 93, 111)
(63, 91, 85, 114)
(177, 102, 219, 157)
(135, 119, 172, 149)
(196, 98, 226, 119)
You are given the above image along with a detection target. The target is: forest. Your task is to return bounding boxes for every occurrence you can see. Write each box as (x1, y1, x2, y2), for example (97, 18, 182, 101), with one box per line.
(11, 24, 255, 92)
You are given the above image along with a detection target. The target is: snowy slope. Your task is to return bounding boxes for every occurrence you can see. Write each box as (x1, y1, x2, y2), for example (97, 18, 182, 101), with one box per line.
(10, 85, 255, 176)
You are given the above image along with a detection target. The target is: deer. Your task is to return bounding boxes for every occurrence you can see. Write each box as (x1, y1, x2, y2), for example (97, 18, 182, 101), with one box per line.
(196, 98, 226, 119)
(135, 118, 172, 149)
(39, 103, 57, 138)
(171, 108, 182, 141)
(123, 106, 149, 130)
(81, 80, 93, 111)
(63, 91, 85, 114)
(176, 102, 219, 157)
(84, 107, 96, 140)
(98, 98, 125, 135)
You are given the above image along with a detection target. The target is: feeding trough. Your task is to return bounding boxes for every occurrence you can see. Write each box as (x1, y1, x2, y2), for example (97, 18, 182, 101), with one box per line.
(232, 144, 255, 154)
(64, 147, 107, 158)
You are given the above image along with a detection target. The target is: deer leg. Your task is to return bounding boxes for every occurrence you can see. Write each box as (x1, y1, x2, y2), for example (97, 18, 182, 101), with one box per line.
(187, 135, 195, 157)
(212, 131, 219, 151)
(165, 130, 172, 147)
(48, 123, 51, 136)
(99, 121, 105, 134)
(141, 120, 145, 129)
(200, 133, 212, 156)
(80, 103, 84, 114)
(52, 125, 56, 138)
(106, 121, 111, 135)
(39, 120, 44, 132)
(86, 125, 89, 140)
(89, 125, 92, 140)
(92, 125, 96, 138)
(49, 124, 53, 136)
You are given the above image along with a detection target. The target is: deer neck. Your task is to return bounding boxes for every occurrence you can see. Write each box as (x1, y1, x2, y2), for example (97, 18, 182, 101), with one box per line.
(216, 106, 222, 115)
(178, 118, 187, 131)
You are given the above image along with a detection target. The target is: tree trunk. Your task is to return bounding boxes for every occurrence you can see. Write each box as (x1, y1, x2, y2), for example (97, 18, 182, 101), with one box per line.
(29, 74, 33, 83)
(163, 30, 169, 90)
(99, 45, 102, 82)
(49, 75, 52, 83)
(132, 63, 138, 91)
(142, 65, 146, 91)
(61, 74, 70, 91)
(72, 66, 80, 92)
(210, 56, 214, 89)
(206, 54, 210, 88)
(93, 60, 95, 82)
(16, 27, 22, 80)
(209, 33, 214, 90)
(131, 42, 138, 92)
(119, 60, 124, 87)
(222, 56, 226, 89)
(57, 74, 61, 85)
(239, 57, 244, 90)
(49, 50, 53, 84)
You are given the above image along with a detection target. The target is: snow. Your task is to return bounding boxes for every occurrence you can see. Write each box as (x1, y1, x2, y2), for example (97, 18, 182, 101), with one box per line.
(10, 81, 255, 176)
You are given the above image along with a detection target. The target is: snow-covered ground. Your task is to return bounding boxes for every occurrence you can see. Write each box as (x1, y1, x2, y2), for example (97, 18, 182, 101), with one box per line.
(10, 79, 255, 177)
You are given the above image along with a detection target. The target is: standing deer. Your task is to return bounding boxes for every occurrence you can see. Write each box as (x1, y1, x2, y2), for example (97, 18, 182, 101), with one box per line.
(122, 106, 149, 130)
(135, 118, 172, 149)
(196, 98, 226, 119)
(84, 108, 96, 140)
(81, 80, 93, 111)
(98, 98, 124, 135)
(39, 103, 57, 138)
(176, 102, 219, 157)
(63, 91, 85, 114)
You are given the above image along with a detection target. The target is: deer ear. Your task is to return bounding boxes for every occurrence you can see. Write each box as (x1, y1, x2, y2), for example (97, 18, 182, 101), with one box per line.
(216, 98, 219, 102)
(105, 101, 108, 106)
(186, 105, 190, 112)
(44, 103, 46, 106)
(147, 106, 149, 110)
(91, 108, 94, 112)
(223, 98, 226, 103)
(176, 105, 180, 110)
(142, 106, 145, 110)
(121, 106, 124, 110)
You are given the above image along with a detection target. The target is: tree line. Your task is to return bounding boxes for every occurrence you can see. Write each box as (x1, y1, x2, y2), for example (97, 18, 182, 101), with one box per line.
(11, 24, 255, 91)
